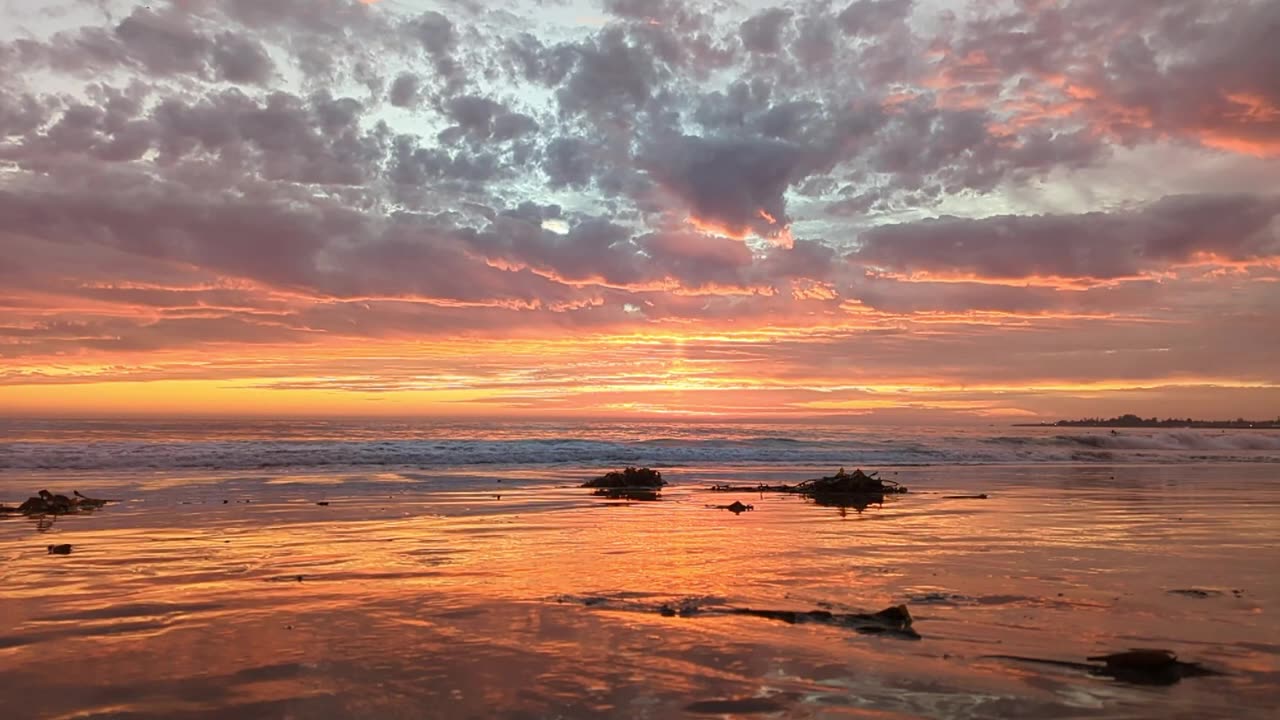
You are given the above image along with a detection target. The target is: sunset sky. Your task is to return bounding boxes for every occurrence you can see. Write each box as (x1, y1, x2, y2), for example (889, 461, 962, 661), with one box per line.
(1, 0, 1278, 420)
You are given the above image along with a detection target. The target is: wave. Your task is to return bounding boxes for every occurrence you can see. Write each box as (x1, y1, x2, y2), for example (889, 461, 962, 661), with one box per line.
(2, 429, 1279, 471)
(1057, 431, 1280, 452)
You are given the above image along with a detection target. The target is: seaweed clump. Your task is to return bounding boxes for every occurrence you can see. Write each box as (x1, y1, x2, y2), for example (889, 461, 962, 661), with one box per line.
(0, 490, 115, 516)
(708, 468, 905, 515)
(583, 467, 666, 489)
(583, 467, 667, 501)
(710, 468, 906, 496)
(799, 468, 906, 495)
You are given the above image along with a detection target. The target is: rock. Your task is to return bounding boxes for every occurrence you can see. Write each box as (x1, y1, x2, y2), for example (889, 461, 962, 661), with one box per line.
(47, 544, 73, 555)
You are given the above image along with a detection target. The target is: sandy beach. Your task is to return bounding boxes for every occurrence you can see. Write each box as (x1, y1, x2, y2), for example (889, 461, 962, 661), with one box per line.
(2, 461, 1277, 719)
(5, 0, 1280, 714)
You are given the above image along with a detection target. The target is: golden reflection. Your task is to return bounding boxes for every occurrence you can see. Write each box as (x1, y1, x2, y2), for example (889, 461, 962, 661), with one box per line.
(2, 466, 1278, 718)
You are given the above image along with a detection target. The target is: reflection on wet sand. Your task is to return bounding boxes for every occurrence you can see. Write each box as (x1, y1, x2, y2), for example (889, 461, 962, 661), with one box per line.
(0, 464, 1277, 719)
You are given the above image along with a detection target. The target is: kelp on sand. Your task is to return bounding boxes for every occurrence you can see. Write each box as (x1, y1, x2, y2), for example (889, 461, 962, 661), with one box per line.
(583, 467, 667, 500)
(710, 467, 907, 497)
(0, 490, 116, 516)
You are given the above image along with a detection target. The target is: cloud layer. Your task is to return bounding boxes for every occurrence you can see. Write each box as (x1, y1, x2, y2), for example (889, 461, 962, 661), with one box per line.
(1, 0, 1278, 418)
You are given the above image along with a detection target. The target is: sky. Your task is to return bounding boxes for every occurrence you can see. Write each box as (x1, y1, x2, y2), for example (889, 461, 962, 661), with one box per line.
(0, 0, 1278, 421)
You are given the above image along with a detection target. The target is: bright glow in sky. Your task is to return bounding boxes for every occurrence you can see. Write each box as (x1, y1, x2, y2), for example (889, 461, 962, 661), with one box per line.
(1, 0, 1278, 420)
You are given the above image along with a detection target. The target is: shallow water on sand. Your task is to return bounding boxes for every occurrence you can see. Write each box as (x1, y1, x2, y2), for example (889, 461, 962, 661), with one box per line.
(1, 464, 1277, 719)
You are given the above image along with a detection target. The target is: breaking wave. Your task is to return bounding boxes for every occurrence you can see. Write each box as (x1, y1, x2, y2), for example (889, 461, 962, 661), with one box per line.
(2, 426, 1278, 471)
(1053, 431, 1280, 452)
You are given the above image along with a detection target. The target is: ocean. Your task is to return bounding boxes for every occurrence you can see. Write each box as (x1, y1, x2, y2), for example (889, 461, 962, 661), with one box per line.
(3, 418, 1280, 472)
(1, 419, 1277, 719)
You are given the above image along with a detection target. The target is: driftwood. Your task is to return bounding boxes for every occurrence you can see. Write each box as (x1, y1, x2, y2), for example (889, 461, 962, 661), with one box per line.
(564, 594, 919, 640)
(0, 490, 116, 517)
(725, 604, 918, 639)
(985, 649, 1224, 686)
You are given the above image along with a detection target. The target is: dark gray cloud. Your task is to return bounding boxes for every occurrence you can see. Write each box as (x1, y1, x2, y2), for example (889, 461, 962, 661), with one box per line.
(388, 73, 420, 107)
(210, 32, 275, 85)
(740, 9, 793, 55)
(7, 6, 275, 85)
(793, 15, 836, 68)
(147, 89, 389, 186)
(641, 134, 817, 236)
(837, 0, 914, 36)
(554, 27, 661, 116)
(542, 137, 595, 189)
(851, 194, 1280, 281)
(408, 11, 456, 57)
(442, 95, 507, 139)
(0, 89, 55, 137)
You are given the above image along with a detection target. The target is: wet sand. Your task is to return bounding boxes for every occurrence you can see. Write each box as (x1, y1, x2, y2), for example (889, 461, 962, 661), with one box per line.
(1, 464, 1277, 719)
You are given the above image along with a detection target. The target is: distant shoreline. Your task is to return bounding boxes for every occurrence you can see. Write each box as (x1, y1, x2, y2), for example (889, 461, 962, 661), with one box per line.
(1015, 421, 1280, 429)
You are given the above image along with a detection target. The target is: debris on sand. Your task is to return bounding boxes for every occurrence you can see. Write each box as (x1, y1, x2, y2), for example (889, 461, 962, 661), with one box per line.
(1167, 588, 1223, 599)
(710, 467, 906, 496)
(594, 488, 661, 501)
(585, 467, 667, 501)
(710, 469, 907, 515)
(801, 468, 908, 495)
(707, 501, 754, 514)
(47, 544, 73, 555)
(570, 594, 920, 640)
(985, 648, 1224, 686)
(1, 490, 117, 517)
(583, 467, 667, 489)
(727, 604, 919, 639)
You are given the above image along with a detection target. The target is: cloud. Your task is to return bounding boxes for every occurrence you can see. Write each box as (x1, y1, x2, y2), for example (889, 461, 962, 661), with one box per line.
(837, 0, 914, 36)
(1, 0, 1278, 417)
(850, 193, 1280, 282)
(739, 9, 793, 55)
(641, 134, 815, 238)
(388, 73, 420, 107)
(8, 6, 275, 86)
